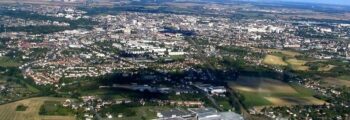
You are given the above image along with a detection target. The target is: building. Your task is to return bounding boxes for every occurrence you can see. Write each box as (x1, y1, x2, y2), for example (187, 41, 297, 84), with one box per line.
(157, 108, 194, 120)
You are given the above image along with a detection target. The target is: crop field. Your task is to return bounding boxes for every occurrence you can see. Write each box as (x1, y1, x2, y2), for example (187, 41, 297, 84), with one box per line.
(338, 75, 350, 81)
(0, 97, 75, 120)
(266, 49, 301, 58)
(262, 49, 310, 71)
(322, 77, 350, 87)
(286, 59, 309, 71)
(264, 97, 325, 105)
(227, 76, 325, 108)
(318, 65, 335, 71)
(263, 55, 288, 66)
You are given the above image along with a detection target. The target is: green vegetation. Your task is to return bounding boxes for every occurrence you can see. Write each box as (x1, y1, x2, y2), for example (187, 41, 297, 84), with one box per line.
(239, 92, 272, 107)
(100, 104, 137, 117)
(228, 77, 324, 108)
(0, 56, 21, 67)
(158, 55, 185, 63)
(16, 104, 28, 111)
(289, 83, 315, 97)
(0, 66, 42, 104)
(39, 101, 74, 116)
(263, 55, 288, 66)
(99, 104, 169, 119)
(338, 75, 350, 81)
(213, 96, 233, 111)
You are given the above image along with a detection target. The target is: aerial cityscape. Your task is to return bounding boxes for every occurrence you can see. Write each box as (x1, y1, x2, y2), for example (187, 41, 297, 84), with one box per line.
(0, 0, 349, 120)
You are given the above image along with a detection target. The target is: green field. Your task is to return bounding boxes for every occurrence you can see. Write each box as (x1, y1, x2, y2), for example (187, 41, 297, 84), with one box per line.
(262, 49, 310, 71)
(99, 104, 169, 120)
(39, 101, 75, 116)
(321, 77, 350, 87)
(287, 59, 309, 71)
(338, 75, 350, 81)
(228, 76, 325, 108)
(0, 57, 21, 67)
(267, 49, 301, 58)
(238, 92, 272, 107)
(0, 97, 75, 120)
(263, 55, 288, 66)
(213, 96, 233, 111)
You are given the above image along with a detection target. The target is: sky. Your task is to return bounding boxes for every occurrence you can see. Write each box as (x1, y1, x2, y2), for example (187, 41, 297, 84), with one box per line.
(281, 0, 350, 6)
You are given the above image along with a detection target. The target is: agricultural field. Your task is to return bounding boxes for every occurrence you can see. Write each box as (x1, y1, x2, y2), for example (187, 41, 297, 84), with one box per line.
(262, 49, 310, 71)
(266, 49, 301, 58)
(337, 75, 350, 81)
(317, 65, 336, 71)
(321, 77, 350, 87)
(262, 55, 288, 66)
(0, 97, 75, 120)
(286, 59, 309, 71)
(227, 76, 325, 108)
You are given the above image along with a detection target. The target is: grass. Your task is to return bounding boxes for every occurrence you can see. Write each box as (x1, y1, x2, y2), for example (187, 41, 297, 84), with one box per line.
(227, 76, 325, 108)
(0, 56, 21, 67)
(289, 83, 315, 97)
(214, 96, 233, 111)
(318, 65, 335, 71)
(287, 59, 309, 71)
(261, 49, 311, 71)
(0, 97, 75, 120)
(338, 75, 350, 81)
(287, 59, 307, 66)
(126, 106, 169, 120)
(24, 83, 40, 93)
(263, 52, 310, 71)
(239, 92, 272, 108)
(263, 55, 288, 66)
(228, 76, 298, 94)
(39, 101, 75, 116)
(100, 104, 169, 120)
(321, 77, 350, 87)
(267, 49, 301, 58)
(15, 104, 28, 111)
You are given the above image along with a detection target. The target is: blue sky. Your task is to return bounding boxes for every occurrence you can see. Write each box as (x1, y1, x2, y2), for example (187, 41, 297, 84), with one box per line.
(282, 0, 350, 5)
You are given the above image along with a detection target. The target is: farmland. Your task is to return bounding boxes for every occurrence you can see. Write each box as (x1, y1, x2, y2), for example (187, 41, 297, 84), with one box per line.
(262, 55, 288, 66)
(287, 59, 309, 71)
(266, 49, 301, 58)
(262, 49, 310, 71)
(0, 97, 75, 120)
(321, 77, 350, 87)
(337, 75, 350, 81)
(227, 76, 325, 108)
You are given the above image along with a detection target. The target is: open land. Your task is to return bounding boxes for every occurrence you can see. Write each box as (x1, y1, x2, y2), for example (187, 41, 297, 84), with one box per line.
(0, 97, 75, 120)
(262, 49, 310, 71)
(321, 77, 350, 87)
(263, 55, 288, 66)
(227, 76, 325, 108)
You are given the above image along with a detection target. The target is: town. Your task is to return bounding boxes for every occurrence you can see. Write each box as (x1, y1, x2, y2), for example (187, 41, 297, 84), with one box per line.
(0, 0, 349, 120)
